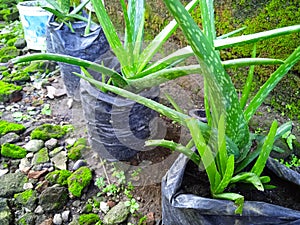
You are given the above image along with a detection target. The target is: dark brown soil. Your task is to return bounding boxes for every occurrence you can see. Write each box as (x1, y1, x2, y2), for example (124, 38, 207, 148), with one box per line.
(182, 160, 300, 211)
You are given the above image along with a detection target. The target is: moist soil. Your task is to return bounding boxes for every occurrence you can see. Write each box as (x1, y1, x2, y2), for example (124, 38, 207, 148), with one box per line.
(182, 159, 300, 211)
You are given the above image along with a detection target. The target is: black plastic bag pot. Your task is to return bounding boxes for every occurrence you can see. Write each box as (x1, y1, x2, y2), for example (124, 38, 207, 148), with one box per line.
(80, 52, 160, 161)
(46, 14, 109, 100)
(162, 153, 300, 225)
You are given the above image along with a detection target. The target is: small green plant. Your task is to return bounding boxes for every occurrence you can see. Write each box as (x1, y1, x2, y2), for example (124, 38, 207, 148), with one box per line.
(125, 198, 139, 214)
(282, 130, 296, 150)
(279, 154, 300, 168)
(41, 103, 52, 116)
(12, 111, 31, 122)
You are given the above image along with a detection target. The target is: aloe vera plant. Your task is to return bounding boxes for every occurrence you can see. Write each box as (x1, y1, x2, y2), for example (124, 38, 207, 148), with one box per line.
(4, 0, 300, 213)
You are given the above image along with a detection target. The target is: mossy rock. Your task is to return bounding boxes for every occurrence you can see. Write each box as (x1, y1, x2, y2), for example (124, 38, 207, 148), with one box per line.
(0, 81, 22, 103)
(1, 70, 30, 84)
(45, 170, 72, 186)
(30, 124, 73, 141)
(1, 143, 27, 159)
(14, 189, 37, 210)
(68, 138, 88, 160)
(78, 213, 100, 225)
(67, 166, 92, 197)
(32, 148, 49, 165)
(0, 120, 25, 136)
(0, 46, 19, 63)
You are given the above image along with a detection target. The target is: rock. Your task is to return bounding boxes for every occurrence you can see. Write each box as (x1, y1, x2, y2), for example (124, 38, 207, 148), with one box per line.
(45, 138, 58, 150)
(0, 172, 28, 197)
(61, 210, 70, 222)
(23, 182, 34, 190)
(28, 169, 48, 179)
(0, 81, 22, 102)
(0, 132, 20, 144)
(100, 201, 109, 214)
(49, 146, 64, 157)
(78, 214, 100, 225)
(65, 138, 77, 147)
(72, 159, 87, 171)
(39, 218, 53, 225)
(16, 212, 36, 225)
(103, 202, 130, 225)
(53, 213, 63, 225)
(38, 185, 69, 212)
(19, 157, 31, 171)
(23, 139, 44, 152)
(67, 166, 92, 197)
(30, 124, 72, 141)
(0, 169, 9, 177)
(34, 205, 44, 214)
(32, 148, 50, 165)
(72, 200, 81, 208)
(14, 38, 27, 49)
(0, 198, 13, 225)
(45, 170, 71, 186)
(51, 151, 67, 170)
(14, 189, 38, 211)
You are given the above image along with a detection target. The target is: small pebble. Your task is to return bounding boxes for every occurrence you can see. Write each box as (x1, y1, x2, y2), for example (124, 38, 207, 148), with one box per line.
(61, 210, 70, 222)
(53, 213, 63, 225)
(72, 160, 87, 171)
(34, 205, 44, 214)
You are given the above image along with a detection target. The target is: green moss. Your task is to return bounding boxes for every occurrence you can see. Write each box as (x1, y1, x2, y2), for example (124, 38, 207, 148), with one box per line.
(2, 70, 30, 84)
(30, 124, 73, 141)
(45, 170, 72, 186)
(67, 166, 92, 197)
(0, 81, 22, 102)
(68, 138, 88, 160)
(14, 189, 36, 205)
(32, 148, 49, 165)
(79, 213, 100, 225)
(0, 46, 19, 63)
(1, 143, 27, 159)
(0, 120, 25, 136)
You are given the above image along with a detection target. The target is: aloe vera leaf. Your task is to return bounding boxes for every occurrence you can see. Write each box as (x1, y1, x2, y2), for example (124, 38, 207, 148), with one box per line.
(230, 172, 264, 191)
(213, 192, 244, 215)
(222, 58, 284, 69)
(217, 114, 228, 176)
(244, 46, 300, 121)
(136, 0, 198, 74)
(186, 117, 218, 189)
(84, 10, 92, 35)
(145, 139, 201, 165)
(214, 25, 300, 50)
(42, 7, 65, 19)
(214, 154, 234, 194)
(164, 0, 250, 152)
(164, 93, 184, 113)
(60, 0, 70, 14)
(199, 0, 216, 43)
(240, 43, 256, 109)
(70, 0, 90, 15)
(10, 53, 128, 87)
(217, 26, 247, 39)
(44, 0, 62, 12)
(251, 120, 278, 176)
(91, 0, 129, 75)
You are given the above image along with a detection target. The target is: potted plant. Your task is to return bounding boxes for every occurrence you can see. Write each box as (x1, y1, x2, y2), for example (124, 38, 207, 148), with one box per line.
(29, 0, 299, 223)
(44, 0, 110, 101)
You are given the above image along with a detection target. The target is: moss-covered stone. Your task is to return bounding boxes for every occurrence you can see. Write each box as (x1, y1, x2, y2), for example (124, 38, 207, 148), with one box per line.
(14, 189, 37, 210)
(45, 170, 72, 186)
(67, 166, 92, 197)
(0, 120, 25, 136)
(78, 213, 100, 225)
(0, 81, 22, 103)
(68, 138, 88, 160)
(30, 124, 73, 141)
(1, 70, 30, 84)
(1, 143, 27, 159)
(32, 148, 49, 165)
(0, 46, 19, 63)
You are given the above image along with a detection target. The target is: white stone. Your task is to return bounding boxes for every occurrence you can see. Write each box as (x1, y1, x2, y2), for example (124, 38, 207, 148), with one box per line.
(23, 182, 34, 190)
(100, 201, 109, 214)
(53, 213, 63, 225)
(34, 205, 44, 214)
(61, 210, 70, 222)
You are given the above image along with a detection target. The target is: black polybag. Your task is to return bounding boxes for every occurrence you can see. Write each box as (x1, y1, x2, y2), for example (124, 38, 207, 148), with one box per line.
(80, 51, 160, 161)
(46, 14, 109, 100)
(162, 153, 300, 225)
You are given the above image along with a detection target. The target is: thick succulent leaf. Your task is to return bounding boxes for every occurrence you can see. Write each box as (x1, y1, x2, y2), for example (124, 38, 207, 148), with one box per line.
(42, 7, 65, 19)
(217, 114, 228, 176)
(251, 120, 278, 176)
(214, 25, 300, 50)
(222, 58, 284, 69)
(91, 0, 129, 75)
(213, 192, 244, 215)
(137, 0, 198, 74)
(199, 0, 216, 43)
(231, 172, 264, 191)
(244, 46, 300, 121)
(214, 154, 234, 194)
(217, 26, 247, 39)
(70, 0, 90, 15)
(164, 0, 250, 151)
(44, 0, 62, 12)
(145, 139, 201, 165)
(127, 0, 144, 45)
